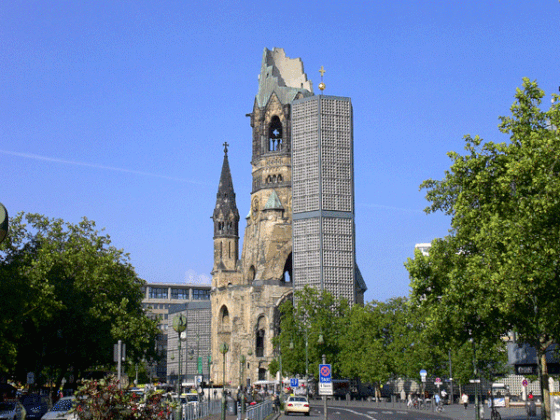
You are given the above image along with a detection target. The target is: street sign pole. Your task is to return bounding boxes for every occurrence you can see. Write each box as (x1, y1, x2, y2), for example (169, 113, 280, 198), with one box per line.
(322, 354, 327, 420)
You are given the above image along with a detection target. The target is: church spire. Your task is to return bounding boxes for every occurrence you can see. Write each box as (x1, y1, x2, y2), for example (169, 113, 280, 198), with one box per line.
(213, 142, 239, 238)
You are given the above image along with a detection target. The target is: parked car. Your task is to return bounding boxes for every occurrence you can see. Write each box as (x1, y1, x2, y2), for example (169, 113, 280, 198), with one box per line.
(284, 396, 310, 416)
(21, 394, 49, 420)
(0, 401, 26, 420)
(41, 397, 76, 420)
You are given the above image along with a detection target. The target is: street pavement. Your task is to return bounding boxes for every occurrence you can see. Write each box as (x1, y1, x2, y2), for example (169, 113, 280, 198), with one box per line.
(323, 399, 538, 420)
(203, 400, 539, 419)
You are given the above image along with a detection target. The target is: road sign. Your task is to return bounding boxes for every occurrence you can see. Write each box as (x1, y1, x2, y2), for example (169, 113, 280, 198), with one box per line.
(290, 378, 299, 387)
(523, 379, 528, 387)
(420, 369, 427, 382)
(319, 364, 333, 396)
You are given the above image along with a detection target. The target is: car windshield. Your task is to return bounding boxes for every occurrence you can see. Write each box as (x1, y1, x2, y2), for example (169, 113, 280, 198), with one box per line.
(0, 402, 15, 411)
(52, 399, 73, 411)
(289, 397, 307, 402)
(186, 395, 198, 402)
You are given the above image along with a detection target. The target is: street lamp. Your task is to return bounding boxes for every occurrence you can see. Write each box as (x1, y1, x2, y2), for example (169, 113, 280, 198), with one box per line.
(219, 343, 229, 420)
(239, 355, 246, 418)
(172, 314, 187, 393)
(469, 334, 480, 420)
(207, 356, 213, 401)
(247, 348, 252, 388)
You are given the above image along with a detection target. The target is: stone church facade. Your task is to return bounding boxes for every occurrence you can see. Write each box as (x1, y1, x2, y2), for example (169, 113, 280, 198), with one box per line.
(210, 48, 365, 388)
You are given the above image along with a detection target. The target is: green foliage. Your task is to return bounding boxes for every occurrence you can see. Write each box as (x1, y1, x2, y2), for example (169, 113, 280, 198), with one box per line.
(273, 288, 477, 388)
(75, 376, 172, 420)
(0, 213, 159, 385)
(273, 286, 349, 379)
(406, 79, 559, 417)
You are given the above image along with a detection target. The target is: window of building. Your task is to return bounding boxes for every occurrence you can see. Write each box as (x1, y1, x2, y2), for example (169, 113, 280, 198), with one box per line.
(268, 116, 283, 151)
(171, 288, 189, 300)
(192, 289, 210, 300)
(149, 287, 168, 299)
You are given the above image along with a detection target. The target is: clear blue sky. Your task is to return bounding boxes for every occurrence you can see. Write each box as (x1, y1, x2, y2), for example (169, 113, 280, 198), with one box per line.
(2, 1, 559, 303)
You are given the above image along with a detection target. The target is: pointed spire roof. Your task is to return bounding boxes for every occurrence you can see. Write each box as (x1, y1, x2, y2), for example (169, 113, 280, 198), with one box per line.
(264, 190, 284, 210)
(213, 142, 239, 223)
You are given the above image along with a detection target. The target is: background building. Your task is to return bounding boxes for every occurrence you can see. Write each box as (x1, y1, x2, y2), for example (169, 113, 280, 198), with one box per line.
(141, 282, 211, 381)
(166, 301, 212, 388)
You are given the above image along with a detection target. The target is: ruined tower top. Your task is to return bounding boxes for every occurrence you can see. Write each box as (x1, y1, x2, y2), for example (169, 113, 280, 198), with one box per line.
(256, 48, 314, 108)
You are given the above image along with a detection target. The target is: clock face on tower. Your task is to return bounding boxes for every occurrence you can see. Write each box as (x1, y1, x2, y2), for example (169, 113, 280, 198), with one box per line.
(251, 196, 259, 221)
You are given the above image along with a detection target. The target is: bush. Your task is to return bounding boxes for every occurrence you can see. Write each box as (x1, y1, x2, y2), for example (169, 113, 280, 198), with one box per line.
(74, 376, 172, 420)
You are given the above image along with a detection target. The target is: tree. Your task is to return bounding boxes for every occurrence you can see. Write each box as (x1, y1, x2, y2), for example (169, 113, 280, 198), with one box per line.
(406, 79, 560, 419)
(274, 287, 348, 381)
(0, 213, 159, 387)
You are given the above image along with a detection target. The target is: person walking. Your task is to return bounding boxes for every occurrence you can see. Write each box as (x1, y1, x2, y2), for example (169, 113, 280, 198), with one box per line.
(462, 392, 469, 410)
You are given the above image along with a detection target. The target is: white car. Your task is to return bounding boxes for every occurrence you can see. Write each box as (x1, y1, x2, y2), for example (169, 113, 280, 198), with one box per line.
(284, 396, 310, 416)
(41, 397, 76, 420)
(0, 401, 26, 420)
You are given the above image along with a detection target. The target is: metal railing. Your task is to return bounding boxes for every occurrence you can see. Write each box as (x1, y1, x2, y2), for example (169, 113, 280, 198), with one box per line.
(238, 400, 274, 420)
(176, 398, 273, 420)
(178, 400, 221, 420)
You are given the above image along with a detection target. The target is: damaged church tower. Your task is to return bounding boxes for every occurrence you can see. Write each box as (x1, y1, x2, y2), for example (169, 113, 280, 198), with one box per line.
(211, 48, 366, 387)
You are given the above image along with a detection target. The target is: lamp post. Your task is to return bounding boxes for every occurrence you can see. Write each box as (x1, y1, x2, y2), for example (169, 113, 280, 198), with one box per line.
(289, 324, 309, 398)
(172, 314, 187, 420)
(0, 203, 8, 245)
(188, 348, 194, 388)
(247, 348, 252, 388)
(305, 326, 309, 400)
(239, 355, 246, 418)
(207, 356, 213, 401)
(470, 335, 480, 420)
(172, 314, 187, 393)
(219, 343, 229, 420)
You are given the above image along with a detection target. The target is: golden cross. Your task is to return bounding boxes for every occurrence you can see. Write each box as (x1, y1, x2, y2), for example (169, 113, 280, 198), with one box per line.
(319, 66, 326, 77)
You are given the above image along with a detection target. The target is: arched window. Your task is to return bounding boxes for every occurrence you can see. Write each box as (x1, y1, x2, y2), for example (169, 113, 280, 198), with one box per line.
(282, 253, 292, 283)
(268, 116, 283, 152)
(255, 316, 266, 357)
(278, 174, 283, 183)
(220, 306, 230, 330)
(248, 266, 256, 283)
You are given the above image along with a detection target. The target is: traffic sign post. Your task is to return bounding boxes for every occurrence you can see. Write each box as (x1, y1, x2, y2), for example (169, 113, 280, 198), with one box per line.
(320, 355, 329, 420)
(319, 364, 333, 396)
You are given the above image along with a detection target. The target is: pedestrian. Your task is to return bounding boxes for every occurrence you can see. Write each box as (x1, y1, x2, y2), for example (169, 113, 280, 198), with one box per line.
(273, 393, 280, 413)
(441, 388, 447, 403)
(400, 388, 406, 402)
(462, 392, 469, 409)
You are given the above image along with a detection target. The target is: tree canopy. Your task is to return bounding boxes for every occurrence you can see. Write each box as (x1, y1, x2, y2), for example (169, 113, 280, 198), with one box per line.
(0, 213, 159, 387)
(406, 78, 560, 419)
